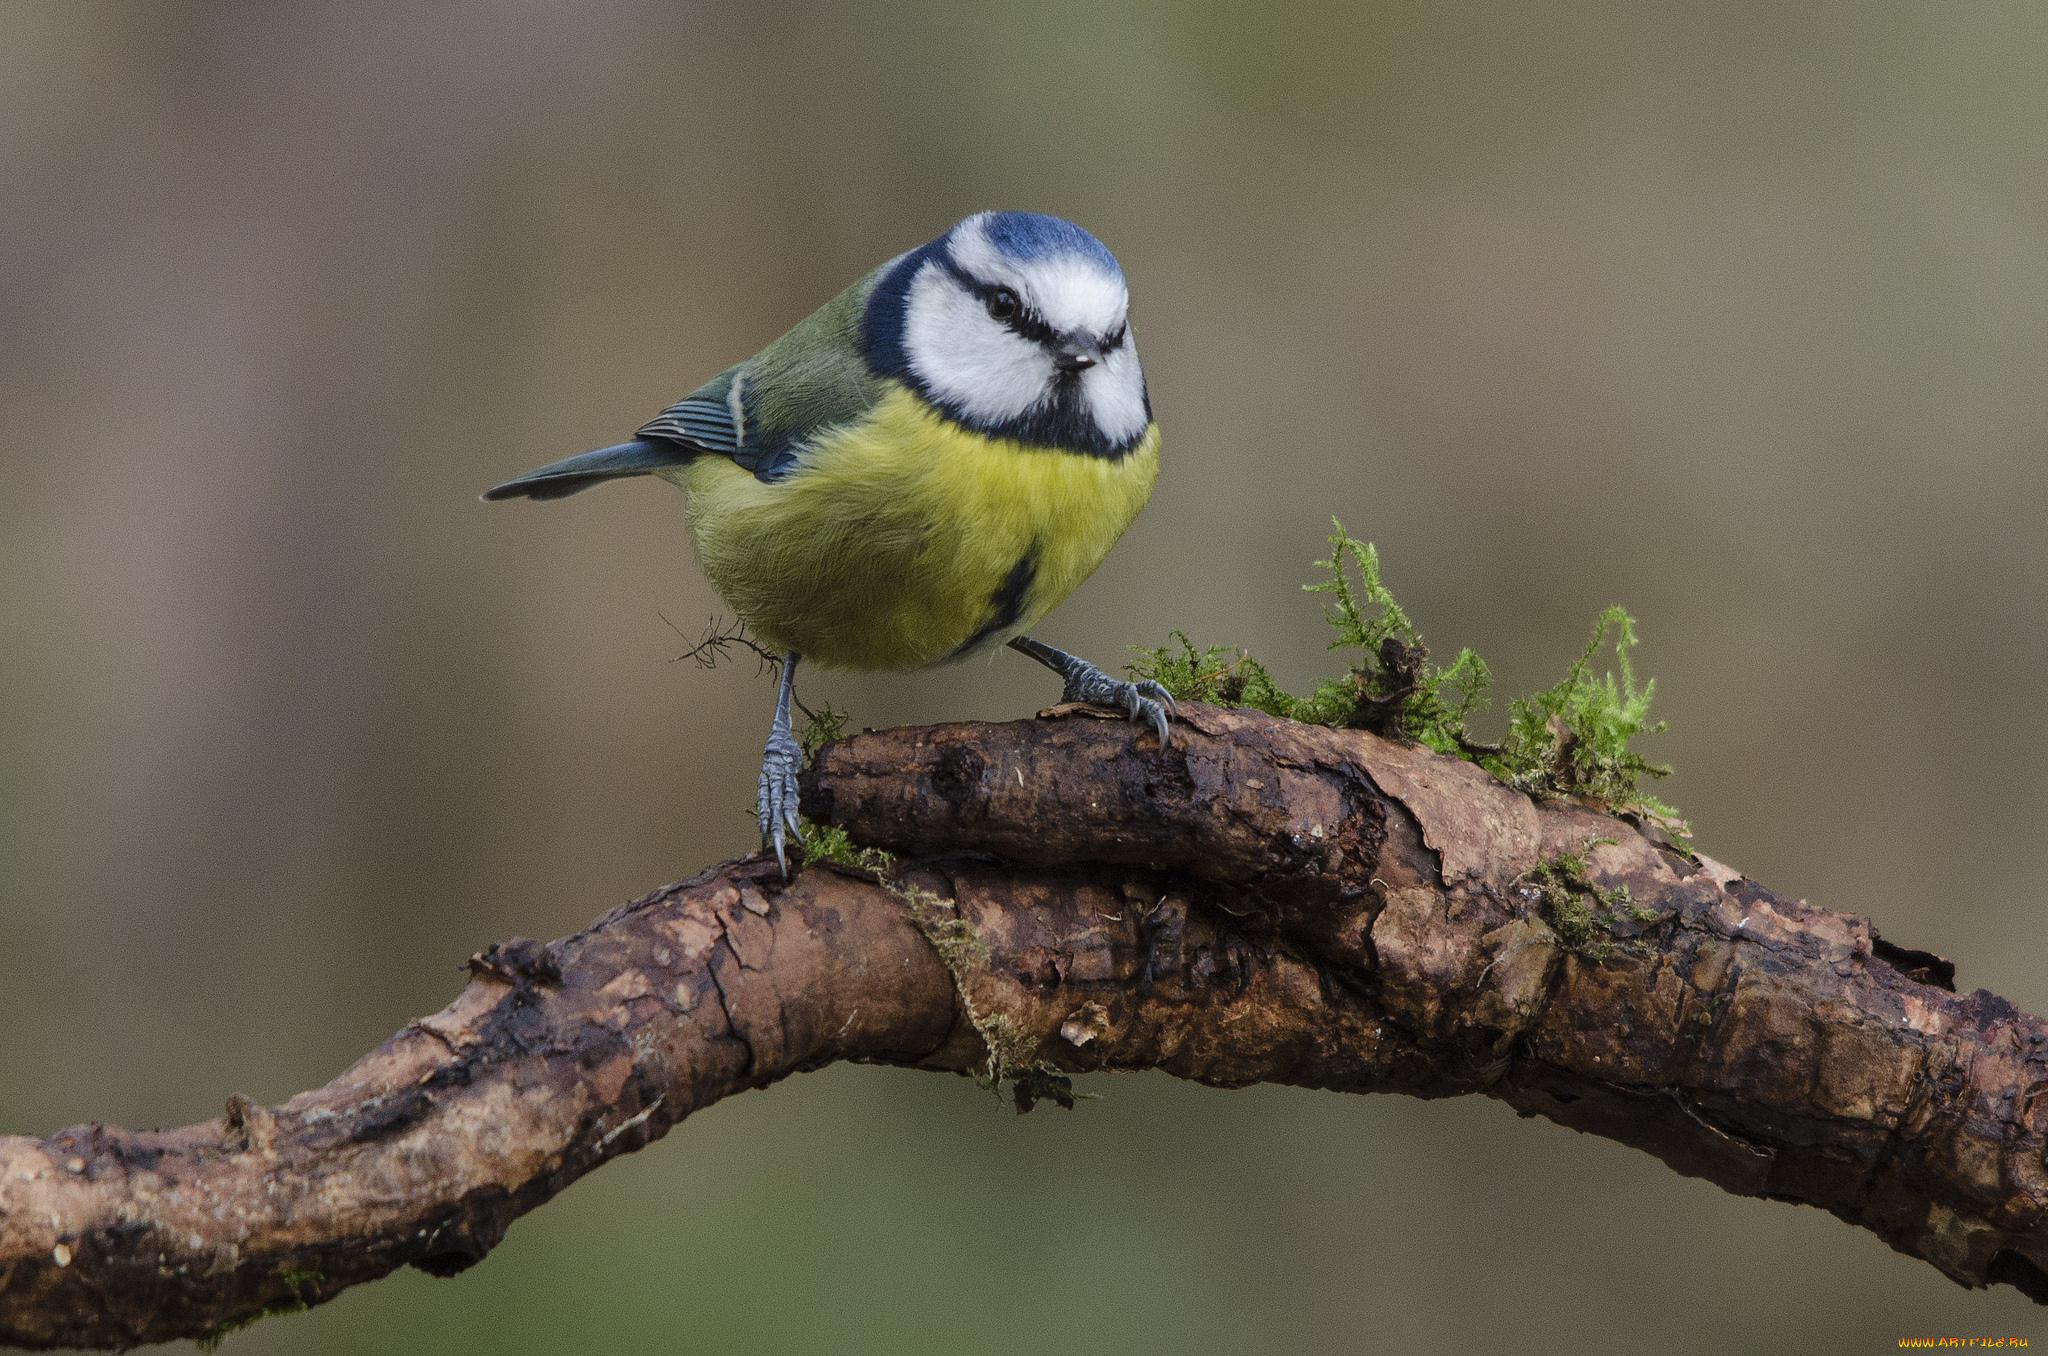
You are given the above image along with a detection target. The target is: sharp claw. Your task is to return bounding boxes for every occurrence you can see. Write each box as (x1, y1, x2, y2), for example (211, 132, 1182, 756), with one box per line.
(1040, 650, 1175, 750)
(765, 782, 800, 877)
(758, 734, 803, 876)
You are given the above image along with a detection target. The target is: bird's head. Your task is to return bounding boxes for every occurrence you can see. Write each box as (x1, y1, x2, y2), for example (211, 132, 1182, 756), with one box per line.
(863, 211, 1150, 456)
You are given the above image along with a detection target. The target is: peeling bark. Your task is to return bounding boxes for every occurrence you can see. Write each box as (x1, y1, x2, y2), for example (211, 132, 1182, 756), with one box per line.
(3, 703, 2045, 1348)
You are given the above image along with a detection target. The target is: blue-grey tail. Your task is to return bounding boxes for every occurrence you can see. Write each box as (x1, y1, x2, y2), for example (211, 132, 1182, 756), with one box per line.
(480, 438, 697, 502)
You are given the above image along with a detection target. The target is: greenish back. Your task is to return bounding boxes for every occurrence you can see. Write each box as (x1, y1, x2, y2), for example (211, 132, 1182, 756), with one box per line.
(736, 269, 886, 451)
(637, 267, 888, 481)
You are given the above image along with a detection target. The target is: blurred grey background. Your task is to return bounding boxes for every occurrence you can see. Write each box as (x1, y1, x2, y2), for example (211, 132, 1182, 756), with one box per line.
(4, 2, 2046, 1351)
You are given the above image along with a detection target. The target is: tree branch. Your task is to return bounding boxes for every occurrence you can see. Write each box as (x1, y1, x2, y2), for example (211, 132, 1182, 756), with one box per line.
(4, 703, 2045, 1348)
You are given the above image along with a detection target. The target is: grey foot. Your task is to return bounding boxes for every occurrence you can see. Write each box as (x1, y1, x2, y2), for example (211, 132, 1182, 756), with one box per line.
(1009, 636, 1175, 748)
(756, 726, 803, 875)
(757, 650, 804, 875)
(1063, 662, 1175, 748)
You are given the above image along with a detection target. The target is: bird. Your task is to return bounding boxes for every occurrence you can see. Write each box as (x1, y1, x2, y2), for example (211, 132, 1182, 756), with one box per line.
(483, 210, 1173, 872)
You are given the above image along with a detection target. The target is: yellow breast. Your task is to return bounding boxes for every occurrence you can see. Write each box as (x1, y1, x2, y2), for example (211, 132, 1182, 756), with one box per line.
(669, 383, 1160, 671)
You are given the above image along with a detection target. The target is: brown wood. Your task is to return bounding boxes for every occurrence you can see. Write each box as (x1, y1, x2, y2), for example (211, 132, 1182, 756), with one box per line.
(3, 702, 2043, 1349)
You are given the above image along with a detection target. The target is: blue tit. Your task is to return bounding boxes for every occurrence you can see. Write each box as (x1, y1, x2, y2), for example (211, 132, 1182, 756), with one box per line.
(484, 210, 1172, 871)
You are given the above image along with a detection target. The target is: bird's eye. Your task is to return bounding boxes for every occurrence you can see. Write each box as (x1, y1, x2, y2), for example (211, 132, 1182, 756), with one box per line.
(986, 286, 1020, 322)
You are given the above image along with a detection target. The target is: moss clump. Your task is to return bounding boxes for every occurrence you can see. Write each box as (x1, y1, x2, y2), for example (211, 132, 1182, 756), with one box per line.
(797, 698, 849, 763)
(1526, 842, 1656, 960)
(789, 701, 888, 871)
(1130, 524, 1487, 754)
(1130, 520, 1683, 831)
(892, 880, 991, 977)
(796, 820, 892, 872)
(1480, 607, 1678, 828)
(1117, 631, 1292, 717)
(886, 878, 1078, 1111)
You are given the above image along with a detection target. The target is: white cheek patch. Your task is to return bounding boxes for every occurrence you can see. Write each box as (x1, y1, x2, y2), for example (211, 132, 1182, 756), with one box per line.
(903, 261, 1052, 424)
(1079, 332, 1150, 445)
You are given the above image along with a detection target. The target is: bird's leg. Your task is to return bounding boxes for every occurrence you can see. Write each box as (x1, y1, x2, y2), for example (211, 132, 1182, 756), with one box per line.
(1008, 635, 1175, 748)
(757, 651, 804, 875)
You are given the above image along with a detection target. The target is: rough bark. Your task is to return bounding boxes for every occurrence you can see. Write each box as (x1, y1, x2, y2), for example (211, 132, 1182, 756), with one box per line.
(3, 702, 2044, 1349)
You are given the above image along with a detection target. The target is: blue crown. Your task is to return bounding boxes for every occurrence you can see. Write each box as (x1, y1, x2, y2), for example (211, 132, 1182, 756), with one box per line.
(976, 211, 1122, 274)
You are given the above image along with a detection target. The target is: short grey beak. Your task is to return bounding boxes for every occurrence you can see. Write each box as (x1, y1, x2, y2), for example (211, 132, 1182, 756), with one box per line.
(1052, 344, 1098, 373)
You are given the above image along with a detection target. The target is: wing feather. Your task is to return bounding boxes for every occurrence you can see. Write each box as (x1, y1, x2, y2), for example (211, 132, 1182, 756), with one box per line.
(636, 396, 739, 453)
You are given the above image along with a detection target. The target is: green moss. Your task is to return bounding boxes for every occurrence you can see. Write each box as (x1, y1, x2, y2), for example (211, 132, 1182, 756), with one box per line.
(1130, 520, 1683, 831)
(1130, 523, 1488, 753)
(1115, 629, 1297, 726)
(1544, 886, 1600, 952)
(1477, 607, 1680, 830)
(784, 697, 894, 872)
(970, 1011, 1038, 1087)
(796, 820, 892, 872)
(891, 880, 991, 977)
(1297, 527, 1493, 752)
(797, 698, 849, 763)
(882, 878, 1079, 1112)
(1526, 842, 1655, 960)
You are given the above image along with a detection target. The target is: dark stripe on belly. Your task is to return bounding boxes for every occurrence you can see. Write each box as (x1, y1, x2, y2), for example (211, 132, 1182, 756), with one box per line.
(949, 547, 1038, 659)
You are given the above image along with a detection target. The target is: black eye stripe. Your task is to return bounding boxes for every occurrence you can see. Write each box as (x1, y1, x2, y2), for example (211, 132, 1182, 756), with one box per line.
(939, 257, 1064, 345)
(979, 286, 1056, 344)
(982, 286, 1053, 342)
(1010, 307, 1058, 346)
